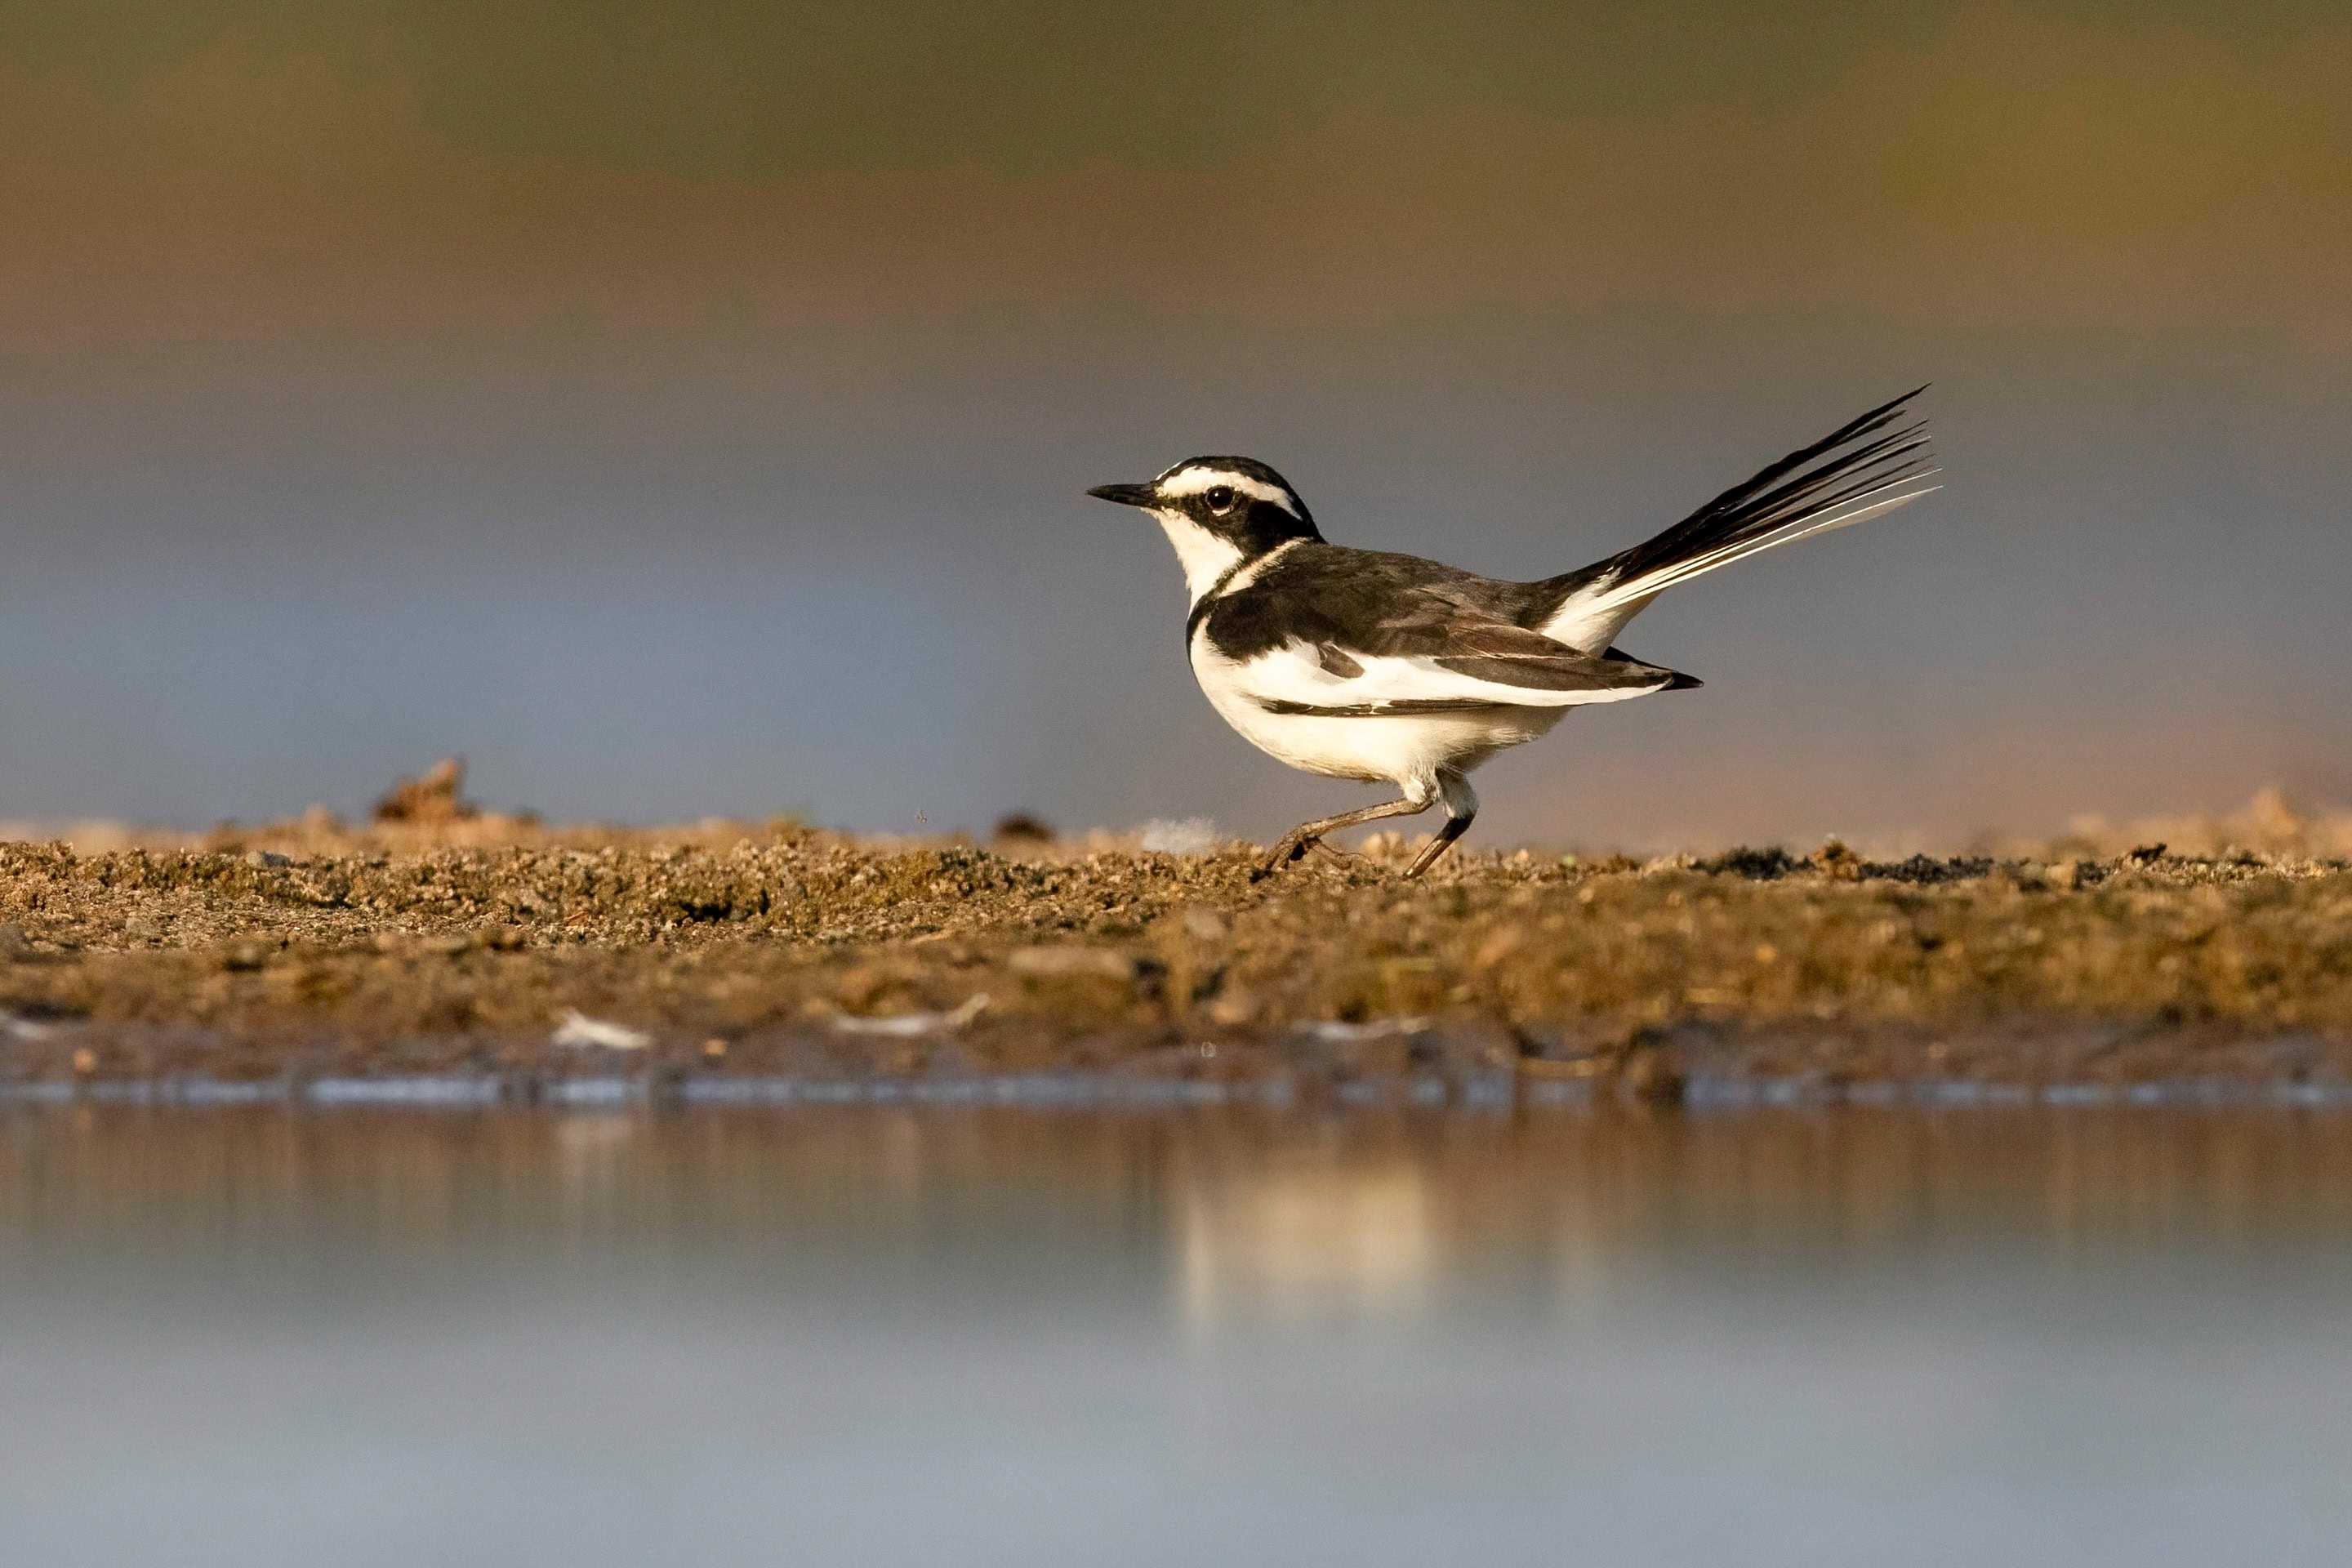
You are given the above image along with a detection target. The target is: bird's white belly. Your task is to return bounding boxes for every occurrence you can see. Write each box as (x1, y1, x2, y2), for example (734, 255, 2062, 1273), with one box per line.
(1192, 648, 1564, 786)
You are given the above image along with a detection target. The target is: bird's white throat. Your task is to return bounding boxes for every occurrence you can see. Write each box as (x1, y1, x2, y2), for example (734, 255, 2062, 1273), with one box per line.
(1152, 510, 1247, 603)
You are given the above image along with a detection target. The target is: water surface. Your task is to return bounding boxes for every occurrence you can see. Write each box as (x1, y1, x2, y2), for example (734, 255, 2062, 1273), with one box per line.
(5, 1104, 2352, 1566)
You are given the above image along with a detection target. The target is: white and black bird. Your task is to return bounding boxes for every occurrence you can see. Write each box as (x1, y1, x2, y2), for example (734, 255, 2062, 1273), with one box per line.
(1087, 388, 1937, 878)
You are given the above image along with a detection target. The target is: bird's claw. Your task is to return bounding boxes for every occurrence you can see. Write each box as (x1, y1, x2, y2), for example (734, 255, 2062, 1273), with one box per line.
(1251, 835, 1317, 880)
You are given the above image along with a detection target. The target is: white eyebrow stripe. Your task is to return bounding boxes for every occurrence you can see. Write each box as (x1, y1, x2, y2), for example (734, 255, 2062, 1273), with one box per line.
(1155, 467, 1301, 518)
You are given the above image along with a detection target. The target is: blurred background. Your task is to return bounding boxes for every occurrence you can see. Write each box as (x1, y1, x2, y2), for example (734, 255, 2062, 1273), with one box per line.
(0, 1, 2345, 849)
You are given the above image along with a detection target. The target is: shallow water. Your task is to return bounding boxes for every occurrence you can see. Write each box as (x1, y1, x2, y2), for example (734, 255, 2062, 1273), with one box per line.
(5, 1104, 2352, 1566)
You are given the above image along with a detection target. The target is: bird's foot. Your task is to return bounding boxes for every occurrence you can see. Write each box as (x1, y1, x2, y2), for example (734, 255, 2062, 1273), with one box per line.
(1250, 835, 1318, 881)
(1307, 839, 1360, 869)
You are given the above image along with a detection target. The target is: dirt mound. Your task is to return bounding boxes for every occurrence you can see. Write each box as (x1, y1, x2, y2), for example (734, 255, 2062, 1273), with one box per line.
(0, 823, 2346, 1089)
(372, 758, 478, 824)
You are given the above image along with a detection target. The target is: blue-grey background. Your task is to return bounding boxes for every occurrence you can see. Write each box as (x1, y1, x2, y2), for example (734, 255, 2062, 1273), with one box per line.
(1, 3, 2346, 846)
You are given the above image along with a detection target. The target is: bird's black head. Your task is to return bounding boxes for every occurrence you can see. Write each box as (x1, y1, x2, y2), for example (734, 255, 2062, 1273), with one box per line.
(1087, 457, 1321, 598)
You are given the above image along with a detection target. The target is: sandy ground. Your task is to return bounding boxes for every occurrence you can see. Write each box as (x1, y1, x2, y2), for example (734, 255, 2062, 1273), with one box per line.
(4, 800, 2350, 1097)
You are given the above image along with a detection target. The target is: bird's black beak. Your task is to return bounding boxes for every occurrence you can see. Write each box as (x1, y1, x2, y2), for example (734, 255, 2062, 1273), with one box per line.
(1086, 483, 1156, 509)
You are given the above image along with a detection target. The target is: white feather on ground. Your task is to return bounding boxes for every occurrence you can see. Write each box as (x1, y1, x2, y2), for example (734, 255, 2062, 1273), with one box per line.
(551, 1009, 653, 1050)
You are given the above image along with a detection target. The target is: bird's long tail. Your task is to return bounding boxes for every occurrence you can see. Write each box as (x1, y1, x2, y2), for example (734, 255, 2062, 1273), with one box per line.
(1538, 388, 1937, 653)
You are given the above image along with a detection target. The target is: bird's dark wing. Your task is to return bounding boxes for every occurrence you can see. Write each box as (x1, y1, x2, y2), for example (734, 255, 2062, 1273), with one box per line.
(1199, 546, 1697, 715)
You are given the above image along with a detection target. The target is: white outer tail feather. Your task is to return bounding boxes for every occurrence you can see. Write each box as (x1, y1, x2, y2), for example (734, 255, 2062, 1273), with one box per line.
(1544, 472, 1941, 652)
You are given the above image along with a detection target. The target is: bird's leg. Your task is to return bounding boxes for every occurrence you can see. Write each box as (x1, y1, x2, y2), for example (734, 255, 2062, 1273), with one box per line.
(1403, 770, 1479, 879)
(1254, 788, 1435, 880)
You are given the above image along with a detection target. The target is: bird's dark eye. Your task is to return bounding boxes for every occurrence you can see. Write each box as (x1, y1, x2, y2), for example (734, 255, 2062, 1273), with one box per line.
(1204, 485, 1236, 514)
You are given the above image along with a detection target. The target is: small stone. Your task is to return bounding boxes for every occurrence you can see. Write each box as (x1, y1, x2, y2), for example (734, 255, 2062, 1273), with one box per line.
(992, 813, 1055, 845)
(1472, 925, 1525, 970)
(1138, 817, 1219, 856)
(1205, 989, 1259, 1027)
(0, 924, 26, 958)
(1811, 840, 1863, 880)
(1178, 906, 1228, 942)
(1007, 946, 1137, 981)
(1616, 1048, 1686, 1105)
(372, 757, 479, 824)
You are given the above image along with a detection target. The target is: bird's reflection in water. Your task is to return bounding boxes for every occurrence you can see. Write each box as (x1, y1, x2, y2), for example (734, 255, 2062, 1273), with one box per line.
(1175, 1155, 1435, 1326)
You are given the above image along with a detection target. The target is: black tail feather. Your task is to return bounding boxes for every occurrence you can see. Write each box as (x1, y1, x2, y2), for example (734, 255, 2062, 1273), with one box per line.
(1599, 385, 1931, 590)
